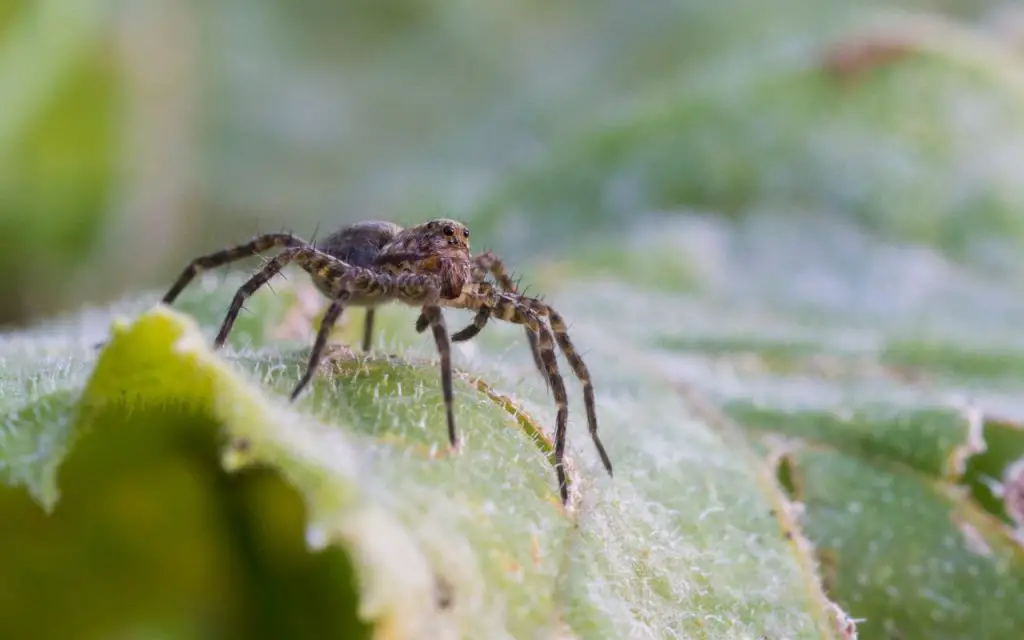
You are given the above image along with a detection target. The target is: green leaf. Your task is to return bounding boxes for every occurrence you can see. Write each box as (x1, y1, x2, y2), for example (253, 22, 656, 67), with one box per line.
(777, 445, 1024, 638)
(0, 274, 843, 638)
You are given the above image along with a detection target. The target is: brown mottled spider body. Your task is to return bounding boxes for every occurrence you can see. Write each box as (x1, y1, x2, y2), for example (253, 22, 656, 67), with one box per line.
(161, 218, 612, 503)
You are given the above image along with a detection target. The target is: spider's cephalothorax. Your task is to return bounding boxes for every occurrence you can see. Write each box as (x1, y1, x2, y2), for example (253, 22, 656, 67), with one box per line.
(161, 217, 612, 504)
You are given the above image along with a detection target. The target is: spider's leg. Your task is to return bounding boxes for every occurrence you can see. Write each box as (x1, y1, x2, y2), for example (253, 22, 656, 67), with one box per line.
(325, 267, 460, 450)
(472, 251, 518, 292)
(451, 308, 490, 342)
(292, 294, 348, 400)
(458, 291, 571, 503)
(354, 271, 459, 449)
(214, 246, 303, 348)
(447, 305, 546, 387)
(528, 299, 612, 477)
(214, 246, 339, 348)
(415, 307, 487, 341)
(415, 313, 430, 333)
(524, 328, 547, 387)
(450, 255, 549, 390)
(163, 233, 305, 304)
(362, 308, 376, 352)
(522, 312, 571, 504)
(476, 253, 549, 382)
(421, 305, 458, 449)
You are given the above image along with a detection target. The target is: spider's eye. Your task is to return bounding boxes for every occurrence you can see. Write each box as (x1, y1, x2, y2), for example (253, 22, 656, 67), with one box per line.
(463, 228, 470, 238)
(443, 224, 455, 236)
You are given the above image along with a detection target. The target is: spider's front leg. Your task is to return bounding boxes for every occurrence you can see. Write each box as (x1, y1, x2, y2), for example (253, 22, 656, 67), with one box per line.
(452, 287, 577, 503)
(526, 297, 613, 478)
(457, 286, 613, 504)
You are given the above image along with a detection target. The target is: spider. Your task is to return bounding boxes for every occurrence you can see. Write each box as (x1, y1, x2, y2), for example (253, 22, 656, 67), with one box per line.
(160, 218, 613, 504)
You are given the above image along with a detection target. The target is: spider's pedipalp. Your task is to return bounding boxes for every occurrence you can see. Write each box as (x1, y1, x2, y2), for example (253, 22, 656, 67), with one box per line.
(437, 251, 548, 389)
(450, 308, 490, 342)
(162, 232, 305, 305)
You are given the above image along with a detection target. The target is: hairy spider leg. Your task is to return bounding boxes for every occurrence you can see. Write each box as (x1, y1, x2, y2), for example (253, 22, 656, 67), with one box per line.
(471, 251, 517, 290)
(162, 233, 306, 304)
(445, 287, 572, 503)
(455, 284, 613, 501)
(362, 308, 376, 352)
(465, 252, 547, 386)
(421, 305, 457, 448)
(534, 300, 613, 477)
(459, 285, 611, 473)
(210, 245, 461, 448)
(292, 294, 348, 400)
(447, 307, 548, 393)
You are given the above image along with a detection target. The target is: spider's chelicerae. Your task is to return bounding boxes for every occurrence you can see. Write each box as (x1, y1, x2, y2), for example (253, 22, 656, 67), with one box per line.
(161, 218, 613, 504)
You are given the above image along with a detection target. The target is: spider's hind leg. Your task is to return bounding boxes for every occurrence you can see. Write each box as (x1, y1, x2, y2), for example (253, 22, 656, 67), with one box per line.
(163, 233, 306, 305)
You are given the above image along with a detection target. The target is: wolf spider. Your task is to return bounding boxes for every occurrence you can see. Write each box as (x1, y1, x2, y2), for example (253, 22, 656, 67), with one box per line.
(161, 218, 613, 503)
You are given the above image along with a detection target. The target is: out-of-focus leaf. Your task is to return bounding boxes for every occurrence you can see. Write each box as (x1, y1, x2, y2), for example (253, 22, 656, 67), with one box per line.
(470, 11, 1024, 261)
(0, 0, 121, 325)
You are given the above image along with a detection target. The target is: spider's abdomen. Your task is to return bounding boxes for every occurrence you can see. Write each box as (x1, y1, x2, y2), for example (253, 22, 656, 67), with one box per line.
(315, 220, 402, 267)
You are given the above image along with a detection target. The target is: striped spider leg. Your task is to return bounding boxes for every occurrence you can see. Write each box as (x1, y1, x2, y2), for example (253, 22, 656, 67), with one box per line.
(441, 281, 613, 504)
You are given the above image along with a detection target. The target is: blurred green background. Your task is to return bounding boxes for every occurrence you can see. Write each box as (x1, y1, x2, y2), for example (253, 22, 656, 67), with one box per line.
(3, 0, 1023, 326)
(7, 1, 1024, 638)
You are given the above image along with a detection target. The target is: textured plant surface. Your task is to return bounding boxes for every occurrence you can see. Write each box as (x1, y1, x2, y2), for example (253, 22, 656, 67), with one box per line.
(5, 2, 1024, 639)
(0, 276, 845, 638)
